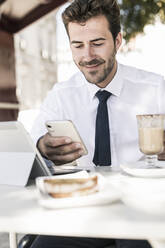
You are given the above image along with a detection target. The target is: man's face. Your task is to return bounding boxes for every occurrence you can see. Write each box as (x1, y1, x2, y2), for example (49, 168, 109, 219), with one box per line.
(68, 15, 122, 88)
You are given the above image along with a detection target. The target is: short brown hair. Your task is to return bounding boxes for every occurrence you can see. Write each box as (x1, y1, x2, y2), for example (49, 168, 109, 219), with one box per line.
(62, 0, 121, 41)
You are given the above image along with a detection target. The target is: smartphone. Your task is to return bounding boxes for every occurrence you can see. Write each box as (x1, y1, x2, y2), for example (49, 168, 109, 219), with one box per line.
(45, 120, 88, 155)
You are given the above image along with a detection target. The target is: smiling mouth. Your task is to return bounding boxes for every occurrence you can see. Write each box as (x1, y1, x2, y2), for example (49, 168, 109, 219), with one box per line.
(84, 62, 104, 69)
(86, 64, 99, 68)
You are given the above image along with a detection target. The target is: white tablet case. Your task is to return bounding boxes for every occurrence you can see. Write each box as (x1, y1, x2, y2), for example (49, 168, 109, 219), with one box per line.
(0, 121, 51, 186)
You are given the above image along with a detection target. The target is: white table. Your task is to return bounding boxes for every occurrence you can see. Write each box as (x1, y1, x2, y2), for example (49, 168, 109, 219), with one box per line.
(0, 172, 165, 248)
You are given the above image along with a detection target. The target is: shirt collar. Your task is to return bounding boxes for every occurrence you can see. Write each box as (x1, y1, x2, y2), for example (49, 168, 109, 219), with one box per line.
(85, 62, 124, 100)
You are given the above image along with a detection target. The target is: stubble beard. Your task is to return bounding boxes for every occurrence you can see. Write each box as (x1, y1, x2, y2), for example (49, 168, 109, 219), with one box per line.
(76, 49, 116, 86)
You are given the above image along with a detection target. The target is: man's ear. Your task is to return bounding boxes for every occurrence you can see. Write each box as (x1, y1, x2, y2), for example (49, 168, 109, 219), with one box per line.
(115, 32, 122, 51)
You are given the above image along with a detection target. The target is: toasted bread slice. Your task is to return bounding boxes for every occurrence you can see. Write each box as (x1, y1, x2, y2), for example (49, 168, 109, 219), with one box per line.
(44, 175, 98, 198)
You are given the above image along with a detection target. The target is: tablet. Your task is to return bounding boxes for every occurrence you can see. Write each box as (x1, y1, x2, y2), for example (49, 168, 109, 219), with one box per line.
(0, 121, 51, 186)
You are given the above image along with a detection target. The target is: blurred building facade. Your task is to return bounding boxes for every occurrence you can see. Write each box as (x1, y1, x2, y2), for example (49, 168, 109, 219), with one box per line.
(14, 10, 58, 111)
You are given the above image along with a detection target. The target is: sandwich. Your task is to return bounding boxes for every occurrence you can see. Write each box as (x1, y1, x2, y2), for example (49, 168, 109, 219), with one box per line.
(43, 174, 98, 198)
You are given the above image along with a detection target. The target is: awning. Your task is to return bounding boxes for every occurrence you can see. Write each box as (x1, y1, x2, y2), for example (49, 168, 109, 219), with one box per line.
(0, 0, 67, 33)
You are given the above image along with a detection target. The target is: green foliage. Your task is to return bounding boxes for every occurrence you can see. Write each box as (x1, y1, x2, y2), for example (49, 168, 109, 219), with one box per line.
(119, 0, 165, 42)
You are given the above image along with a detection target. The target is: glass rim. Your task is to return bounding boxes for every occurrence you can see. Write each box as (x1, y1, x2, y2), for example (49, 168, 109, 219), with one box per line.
(136, 114, 165, 118)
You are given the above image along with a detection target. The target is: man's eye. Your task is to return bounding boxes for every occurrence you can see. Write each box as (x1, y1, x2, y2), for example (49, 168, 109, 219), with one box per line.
(93, 43, 103, 47)
(73, 44, 83, 48)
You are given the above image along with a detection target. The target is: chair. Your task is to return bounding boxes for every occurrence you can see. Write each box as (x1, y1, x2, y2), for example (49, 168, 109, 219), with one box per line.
(18, 234, 37, 248)
(18, 234, 115, 248)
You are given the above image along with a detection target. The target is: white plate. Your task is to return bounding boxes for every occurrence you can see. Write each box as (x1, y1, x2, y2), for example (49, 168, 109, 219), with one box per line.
(120, 161, 165, 178)
(36, 172, 120, 209)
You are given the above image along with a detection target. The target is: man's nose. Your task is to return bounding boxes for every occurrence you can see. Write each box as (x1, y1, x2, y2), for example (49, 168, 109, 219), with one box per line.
(83, 46, 95, 59)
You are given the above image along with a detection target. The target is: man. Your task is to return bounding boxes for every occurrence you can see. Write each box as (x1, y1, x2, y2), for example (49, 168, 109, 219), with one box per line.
(30, 0, 164, 247)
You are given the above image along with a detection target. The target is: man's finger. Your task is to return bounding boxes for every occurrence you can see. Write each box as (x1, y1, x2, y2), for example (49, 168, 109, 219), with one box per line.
(45, 133, 72, 147)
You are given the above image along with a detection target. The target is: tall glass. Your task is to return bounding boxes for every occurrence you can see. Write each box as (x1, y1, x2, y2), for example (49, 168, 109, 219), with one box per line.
(137, 114, 164, 168)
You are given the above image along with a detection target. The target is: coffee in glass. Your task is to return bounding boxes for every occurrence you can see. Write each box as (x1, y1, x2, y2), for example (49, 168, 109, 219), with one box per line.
(137, 114, 164, 168)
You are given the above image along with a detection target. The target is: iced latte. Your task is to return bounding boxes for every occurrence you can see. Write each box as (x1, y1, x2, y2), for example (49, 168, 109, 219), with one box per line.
(139, 127, 164, 155)
(137, 114, 165, 167)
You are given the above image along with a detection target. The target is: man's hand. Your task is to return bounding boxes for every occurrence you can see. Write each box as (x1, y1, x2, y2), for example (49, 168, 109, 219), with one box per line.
(37, 133, 85, 165)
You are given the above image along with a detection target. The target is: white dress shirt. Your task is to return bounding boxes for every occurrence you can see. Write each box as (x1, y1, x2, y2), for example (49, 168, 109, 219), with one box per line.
(31, 63, 165, 169)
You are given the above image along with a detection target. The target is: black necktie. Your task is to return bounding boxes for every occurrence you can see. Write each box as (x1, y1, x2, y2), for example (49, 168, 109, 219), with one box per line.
(93, 90, 112, 166)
